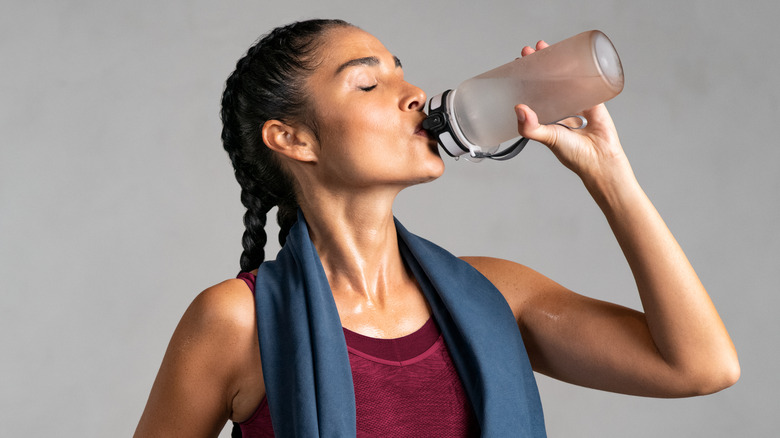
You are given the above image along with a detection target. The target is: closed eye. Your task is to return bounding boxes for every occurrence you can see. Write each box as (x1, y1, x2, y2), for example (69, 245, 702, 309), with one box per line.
(359, 84, 377, 92)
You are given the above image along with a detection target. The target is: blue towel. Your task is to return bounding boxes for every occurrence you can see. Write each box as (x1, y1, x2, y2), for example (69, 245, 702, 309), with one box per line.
(254, 211, 546, 437)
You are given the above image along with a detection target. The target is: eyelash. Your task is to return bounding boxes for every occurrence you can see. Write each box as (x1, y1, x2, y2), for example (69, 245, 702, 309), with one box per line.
(359, 84, 377, 92)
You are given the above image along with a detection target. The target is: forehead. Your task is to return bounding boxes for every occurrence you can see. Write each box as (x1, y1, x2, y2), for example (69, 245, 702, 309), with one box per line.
(317, 27, 392, 71)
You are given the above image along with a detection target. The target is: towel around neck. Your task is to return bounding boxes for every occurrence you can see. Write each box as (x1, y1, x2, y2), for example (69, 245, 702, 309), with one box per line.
(253, 211, 546, 437)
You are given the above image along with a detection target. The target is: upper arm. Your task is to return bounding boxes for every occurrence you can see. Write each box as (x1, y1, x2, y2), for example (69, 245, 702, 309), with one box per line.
(460, 256, 690, 397)
(134, 279, 262, 437)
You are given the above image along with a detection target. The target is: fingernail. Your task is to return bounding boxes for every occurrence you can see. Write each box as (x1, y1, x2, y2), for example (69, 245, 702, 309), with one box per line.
(516, 107, 526, 123)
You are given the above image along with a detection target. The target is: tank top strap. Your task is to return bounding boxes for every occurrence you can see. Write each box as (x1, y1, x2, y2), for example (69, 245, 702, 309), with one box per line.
(237, 271, 256, 293)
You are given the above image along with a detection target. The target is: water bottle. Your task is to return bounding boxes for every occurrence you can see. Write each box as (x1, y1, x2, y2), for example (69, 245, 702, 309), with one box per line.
(422, 30, 624, 161)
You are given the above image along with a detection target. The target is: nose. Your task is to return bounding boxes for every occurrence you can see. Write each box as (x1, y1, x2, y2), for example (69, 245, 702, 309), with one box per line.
(400, 82, 427, 112)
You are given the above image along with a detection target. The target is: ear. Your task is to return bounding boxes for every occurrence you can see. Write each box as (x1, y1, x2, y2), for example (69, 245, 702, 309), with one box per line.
(261, 120, 318, 163)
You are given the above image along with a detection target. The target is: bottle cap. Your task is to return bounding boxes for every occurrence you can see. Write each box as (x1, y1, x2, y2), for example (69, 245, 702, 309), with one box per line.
(423, 90, 528, 162)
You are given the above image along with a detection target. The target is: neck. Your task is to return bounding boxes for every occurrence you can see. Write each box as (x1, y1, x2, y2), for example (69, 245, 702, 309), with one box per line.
(297, 187, 410, 304)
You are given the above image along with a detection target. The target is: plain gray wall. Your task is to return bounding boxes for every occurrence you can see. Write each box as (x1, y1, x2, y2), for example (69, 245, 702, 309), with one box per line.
(2, 0, 777, 436)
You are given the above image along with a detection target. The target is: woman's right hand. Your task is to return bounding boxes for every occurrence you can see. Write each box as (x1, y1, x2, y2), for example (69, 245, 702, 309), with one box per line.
(515, 41, 630, 188)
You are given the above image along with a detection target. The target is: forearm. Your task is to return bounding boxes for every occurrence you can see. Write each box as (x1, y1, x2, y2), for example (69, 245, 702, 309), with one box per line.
(582, 158, 739, 391)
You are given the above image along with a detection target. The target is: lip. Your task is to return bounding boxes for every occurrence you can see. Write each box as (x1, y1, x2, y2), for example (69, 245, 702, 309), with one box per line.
(414, 121, 432, 139)
(415, 121, 439, 153)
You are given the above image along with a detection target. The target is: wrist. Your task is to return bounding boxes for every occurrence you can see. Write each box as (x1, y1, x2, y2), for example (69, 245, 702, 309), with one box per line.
(579, 154, 642, 210)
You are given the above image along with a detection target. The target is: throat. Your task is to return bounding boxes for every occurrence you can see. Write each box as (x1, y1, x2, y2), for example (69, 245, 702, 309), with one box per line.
(333, 277, 432, 339)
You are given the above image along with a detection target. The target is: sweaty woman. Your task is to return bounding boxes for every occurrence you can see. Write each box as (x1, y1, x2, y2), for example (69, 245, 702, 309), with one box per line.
(134, 19, 739, 437)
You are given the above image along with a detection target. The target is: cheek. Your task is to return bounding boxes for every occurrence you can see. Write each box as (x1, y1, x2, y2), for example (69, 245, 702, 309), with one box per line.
(351, 103, 400, 138)
(321, 104, 399, 151)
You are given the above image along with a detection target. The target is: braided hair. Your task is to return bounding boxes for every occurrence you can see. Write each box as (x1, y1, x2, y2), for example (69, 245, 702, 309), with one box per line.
(220, 19, 352, 272)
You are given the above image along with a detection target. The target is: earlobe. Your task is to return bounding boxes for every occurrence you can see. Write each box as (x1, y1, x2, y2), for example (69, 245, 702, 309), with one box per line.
(261, 120, 318, 163)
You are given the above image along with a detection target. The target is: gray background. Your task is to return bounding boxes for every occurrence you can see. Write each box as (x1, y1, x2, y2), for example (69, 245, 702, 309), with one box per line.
(2, 0, 777, 436)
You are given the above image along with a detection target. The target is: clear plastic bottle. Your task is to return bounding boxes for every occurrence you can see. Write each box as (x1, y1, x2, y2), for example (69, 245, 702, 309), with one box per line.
(424, 30, 624, 159)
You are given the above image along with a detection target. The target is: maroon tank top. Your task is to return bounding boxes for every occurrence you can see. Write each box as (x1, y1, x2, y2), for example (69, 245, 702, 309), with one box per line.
(236, 272, 479, 437)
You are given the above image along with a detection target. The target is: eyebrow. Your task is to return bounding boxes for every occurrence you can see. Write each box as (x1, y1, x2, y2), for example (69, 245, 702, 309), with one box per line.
(335, 55, 403, 75)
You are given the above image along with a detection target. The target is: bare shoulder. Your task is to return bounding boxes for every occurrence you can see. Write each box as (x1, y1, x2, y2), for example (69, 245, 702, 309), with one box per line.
(134, 278, 262, 436)
(459, 256, 570, 320)
(185, 278, 257, 335)
(459, 256, 539, 287)
(179, 278, 263, 420)
(166, 278, 258, 361)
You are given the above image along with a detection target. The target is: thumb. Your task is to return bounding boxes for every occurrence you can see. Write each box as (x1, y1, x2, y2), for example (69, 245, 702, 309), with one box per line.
(515, 104, 559, 147)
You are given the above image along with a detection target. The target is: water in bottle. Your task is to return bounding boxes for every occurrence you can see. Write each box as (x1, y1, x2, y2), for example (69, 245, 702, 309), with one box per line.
(423, 30, 624, 160)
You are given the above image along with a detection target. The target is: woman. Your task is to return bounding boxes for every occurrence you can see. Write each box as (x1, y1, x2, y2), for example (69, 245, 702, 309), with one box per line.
(134, 19, 739, 437)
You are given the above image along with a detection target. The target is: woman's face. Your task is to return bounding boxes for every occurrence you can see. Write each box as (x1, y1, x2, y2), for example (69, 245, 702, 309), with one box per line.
(302, 27, 444, 192)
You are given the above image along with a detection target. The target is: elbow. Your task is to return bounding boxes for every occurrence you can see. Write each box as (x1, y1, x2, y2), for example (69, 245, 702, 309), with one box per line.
(684, 353, 741, 396)
(712, 355, 741, 393)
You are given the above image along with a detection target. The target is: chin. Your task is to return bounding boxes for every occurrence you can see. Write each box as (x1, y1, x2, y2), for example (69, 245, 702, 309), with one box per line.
(431, 162, 446, 180)
(417, 159, 446, 184)
(429, 153, 446, 177)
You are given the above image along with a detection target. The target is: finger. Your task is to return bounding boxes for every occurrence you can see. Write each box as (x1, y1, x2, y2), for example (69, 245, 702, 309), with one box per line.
(579, 103, 617, 132)
(515, 104, 560, 147)
(522, 40, 550, 57)
(520, 46, 535, 56)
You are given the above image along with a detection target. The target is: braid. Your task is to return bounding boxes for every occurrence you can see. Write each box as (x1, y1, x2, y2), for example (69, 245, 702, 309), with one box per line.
(276, 202, 299, 247)
(237, 169, 272, 272)
(220, 19, 352, 272)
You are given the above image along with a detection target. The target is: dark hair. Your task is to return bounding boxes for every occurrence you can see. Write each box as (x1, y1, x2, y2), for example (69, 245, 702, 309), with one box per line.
(220, 19, 352, 272)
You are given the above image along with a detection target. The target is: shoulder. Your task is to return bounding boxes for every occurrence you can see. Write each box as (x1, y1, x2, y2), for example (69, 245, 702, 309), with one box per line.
(459, 256, 569, 320)
(168, 278, 258, 383)
(184, 278, 256, 334)
(134, 278, 261, 435)
(172, 278, 260, 381)
(186, 278, 263, 421)
(459, 256, 546, 294)
(459, 256, 535, 284)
